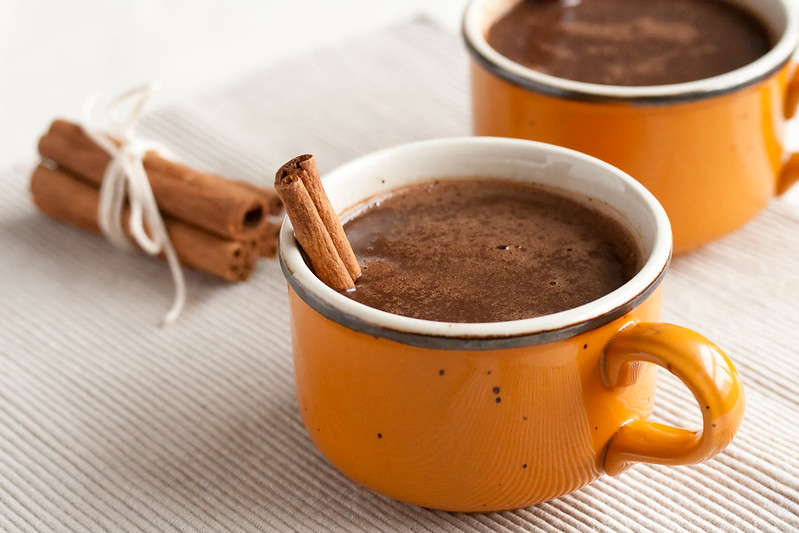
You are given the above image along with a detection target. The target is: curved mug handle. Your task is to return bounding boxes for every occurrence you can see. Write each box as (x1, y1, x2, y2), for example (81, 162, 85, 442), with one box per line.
(600, 322, 745, 477)
(778, 62, 799, 195)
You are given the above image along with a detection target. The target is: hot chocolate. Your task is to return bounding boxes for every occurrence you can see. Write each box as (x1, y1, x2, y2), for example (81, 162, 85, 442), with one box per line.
(485, 0, 773, 86)
(341, 178, 642, 323)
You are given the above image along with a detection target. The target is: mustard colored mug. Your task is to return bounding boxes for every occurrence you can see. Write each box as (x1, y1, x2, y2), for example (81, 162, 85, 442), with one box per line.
(464, 0, 799, 254)
(278, 138, 744, 512)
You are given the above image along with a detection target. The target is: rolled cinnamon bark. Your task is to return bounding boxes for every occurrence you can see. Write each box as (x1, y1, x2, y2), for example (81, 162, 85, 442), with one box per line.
(30, 165, 256, 282)
(38, 119, 271, 240)
(234, 179, 283, 258)
(275, 162, 353, 290)
(258, 222, 280, 259)
(284, 154, 360, 283)
(235, 179, 283, 217)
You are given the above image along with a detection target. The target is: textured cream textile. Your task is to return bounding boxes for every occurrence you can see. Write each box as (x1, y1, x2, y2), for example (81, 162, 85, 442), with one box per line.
(2, 18, 799, 532)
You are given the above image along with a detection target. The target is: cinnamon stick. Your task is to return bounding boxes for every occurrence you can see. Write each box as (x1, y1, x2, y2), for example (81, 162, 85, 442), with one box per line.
(31, 165, 257, 282)
(258, 223, 280, 259)
(38, 119, 272, 240)
(234, 179, 283, 258)
(285, 155, 360, 282)
(235, 179, 284, 217)
(275, 157, 354, 290)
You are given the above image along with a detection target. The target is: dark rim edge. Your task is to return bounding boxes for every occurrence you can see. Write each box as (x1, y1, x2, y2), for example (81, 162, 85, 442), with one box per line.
(462, 27, 792, 106)
(280, 252, 672, 351)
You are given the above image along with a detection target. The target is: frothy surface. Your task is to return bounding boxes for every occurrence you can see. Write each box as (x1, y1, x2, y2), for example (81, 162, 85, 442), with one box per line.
(486, 0, 773, 86)
(341, 178, 641, 323)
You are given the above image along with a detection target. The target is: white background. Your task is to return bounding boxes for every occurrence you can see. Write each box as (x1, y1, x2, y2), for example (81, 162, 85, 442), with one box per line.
(2, 0, 797, 206)
(0, 0, 468, 168)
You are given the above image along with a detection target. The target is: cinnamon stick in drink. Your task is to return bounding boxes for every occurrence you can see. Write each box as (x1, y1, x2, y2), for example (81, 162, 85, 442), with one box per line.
(38, 119, 273, 241)
(275, 156, 356, 290)
(30, 165, 257, 282)
(284, 155, 361, 282)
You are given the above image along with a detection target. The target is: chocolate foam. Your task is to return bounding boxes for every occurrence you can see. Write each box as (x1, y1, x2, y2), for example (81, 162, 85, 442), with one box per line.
(486, 0, 773, 86)
(341, 178, 642, 323)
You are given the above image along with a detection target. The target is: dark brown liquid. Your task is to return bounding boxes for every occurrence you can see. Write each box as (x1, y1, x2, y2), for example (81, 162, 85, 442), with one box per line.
(486, 0, 773, 86)
(341, 179, 642, 323)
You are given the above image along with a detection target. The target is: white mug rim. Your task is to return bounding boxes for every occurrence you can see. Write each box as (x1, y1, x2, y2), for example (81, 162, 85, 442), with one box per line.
(462, 0, 799, 104)
(278, 137, 673, 350)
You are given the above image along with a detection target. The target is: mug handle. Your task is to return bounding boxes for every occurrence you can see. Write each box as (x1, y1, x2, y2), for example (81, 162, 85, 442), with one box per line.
(600, 322, 745, 477)
(778, 62, 799, 195)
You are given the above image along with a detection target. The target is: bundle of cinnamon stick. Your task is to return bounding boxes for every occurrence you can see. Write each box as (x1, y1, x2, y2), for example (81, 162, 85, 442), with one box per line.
(30, 119, 283, 282)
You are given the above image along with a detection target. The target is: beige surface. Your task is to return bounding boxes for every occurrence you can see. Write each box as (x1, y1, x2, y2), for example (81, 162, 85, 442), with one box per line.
(1, 19, 799, 532)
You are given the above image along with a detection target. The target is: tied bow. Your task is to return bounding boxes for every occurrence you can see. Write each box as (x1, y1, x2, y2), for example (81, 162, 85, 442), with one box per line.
(82, 84, 186, 325)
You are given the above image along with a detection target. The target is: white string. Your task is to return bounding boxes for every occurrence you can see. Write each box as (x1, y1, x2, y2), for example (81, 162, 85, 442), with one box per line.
(81, 84, 186, 326)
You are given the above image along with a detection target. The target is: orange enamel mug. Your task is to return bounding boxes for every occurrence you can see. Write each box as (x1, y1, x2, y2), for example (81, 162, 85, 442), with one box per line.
(278, 138, 744, 512)
(464, 0, 799, 254)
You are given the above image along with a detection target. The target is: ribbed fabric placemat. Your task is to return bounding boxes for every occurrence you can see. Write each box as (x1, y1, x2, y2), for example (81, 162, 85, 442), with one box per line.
(2, 18, 799, 532)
